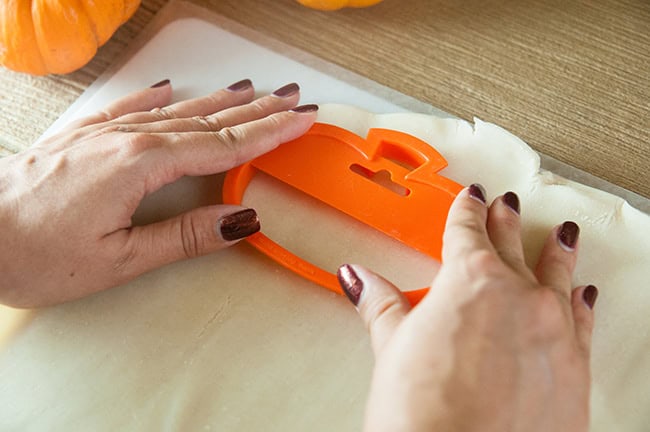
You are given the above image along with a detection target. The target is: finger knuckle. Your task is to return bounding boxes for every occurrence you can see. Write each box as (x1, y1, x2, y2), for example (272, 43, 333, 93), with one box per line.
(214, 127, 245, 166)
(494, 246, 527, 268)
(91, 124, 123, 138)
(460, 250, 517, 298)
(207, 115, 225, 131)
(493, 211, 520, 231)
(113, 235, 139, 278)
(206, 92, 227, 107)
(466, 249, 503, 278)
(265, 113, 284, 129)
(541, 250, 572, 272)
(191, 115, 218, 131)
(249, 98, 271, 116)
(217, 126, 241, 146)
(179, 213, 205, 259)
(444, 216, 486, 244)
(95, 109, 115, 123)
(153, 107, 176, 121)
(120, 133, 164, 158)
(364, 295, 406, 331)
(523, 290, 569, 344)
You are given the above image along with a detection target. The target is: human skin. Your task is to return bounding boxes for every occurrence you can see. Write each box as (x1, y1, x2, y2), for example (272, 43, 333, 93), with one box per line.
(338, 185, 597, 432)
(0, 78, 596, 430)
(0, 79, 317, 308)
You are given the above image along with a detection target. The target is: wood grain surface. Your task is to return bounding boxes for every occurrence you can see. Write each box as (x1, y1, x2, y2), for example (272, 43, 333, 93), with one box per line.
(1, 0, 648, 197)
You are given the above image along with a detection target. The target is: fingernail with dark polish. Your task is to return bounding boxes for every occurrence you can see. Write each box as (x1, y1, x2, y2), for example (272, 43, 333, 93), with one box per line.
(558, 221, 580, 251)
(227, 78, 253, 92)
(272, 82, 300, 98)
(150, 79, 170, 88)
(468, 183, 487, 204)
(337, 264, 363, 306)
(583, 285, 598, 309)
(290, 104, 319, 113)
(219, 209, 260, 241)
(503, 191, 520, 214)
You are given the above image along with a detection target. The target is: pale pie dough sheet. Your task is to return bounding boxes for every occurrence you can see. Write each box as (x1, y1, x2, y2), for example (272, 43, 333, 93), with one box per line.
(1, 106, 649, 431)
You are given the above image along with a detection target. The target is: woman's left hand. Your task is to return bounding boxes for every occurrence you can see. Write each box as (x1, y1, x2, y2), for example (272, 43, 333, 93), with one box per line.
(338, 186, 596, 432)
(0, 79, 317, 308)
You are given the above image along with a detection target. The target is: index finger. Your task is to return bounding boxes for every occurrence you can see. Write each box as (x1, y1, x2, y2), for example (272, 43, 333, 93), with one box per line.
(441, 184, 494, 262)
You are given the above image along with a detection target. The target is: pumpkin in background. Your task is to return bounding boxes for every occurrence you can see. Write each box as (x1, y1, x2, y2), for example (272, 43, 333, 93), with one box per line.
(297, 0, 384, 11)
(0, 1, 141, 75)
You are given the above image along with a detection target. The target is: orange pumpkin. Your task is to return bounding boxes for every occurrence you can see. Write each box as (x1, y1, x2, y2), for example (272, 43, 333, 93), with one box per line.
(0, 1, 141, 75)
(297, 0, 384, 11)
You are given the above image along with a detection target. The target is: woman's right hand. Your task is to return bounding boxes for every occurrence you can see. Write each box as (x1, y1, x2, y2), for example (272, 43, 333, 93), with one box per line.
(0, 78, 317, 308)
(338, 185, 597, 432)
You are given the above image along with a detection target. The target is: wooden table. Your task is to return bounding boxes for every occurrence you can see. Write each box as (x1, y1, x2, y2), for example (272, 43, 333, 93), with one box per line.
(1, 0, 648, 198)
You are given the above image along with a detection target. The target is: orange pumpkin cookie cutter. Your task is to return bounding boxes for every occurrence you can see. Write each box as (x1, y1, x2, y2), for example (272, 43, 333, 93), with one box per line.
(223, 122, 464, 305)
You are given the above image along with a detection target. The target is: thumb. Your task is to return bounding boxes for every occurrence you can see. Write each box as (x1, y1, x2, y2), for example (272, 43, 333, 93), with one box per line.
(337, 264, 411, 355)
(114, 205, 259, 278)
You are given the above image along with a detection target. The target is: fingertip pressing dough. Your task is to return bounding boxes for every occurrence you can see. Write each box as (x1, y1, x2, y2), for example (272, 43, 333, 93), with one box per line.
(0, 105, 648, 431)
